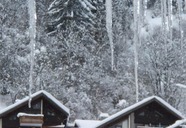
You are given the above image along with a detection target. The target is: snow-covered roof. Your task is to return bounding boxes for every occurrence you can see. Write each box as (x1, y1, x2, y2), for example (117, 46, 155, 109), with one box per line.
(167, 119, 186, 128)
(0, 90, 70, 117)
(17, 112, 44, 117)
(95, 96, 184, 128)
(75, 119, 101, 128)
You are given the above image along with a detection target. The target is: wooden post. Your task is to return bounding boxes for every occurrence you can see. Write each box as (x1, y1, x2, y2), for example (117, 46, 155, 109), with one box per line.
(41, 99, 43, 114)
(41, 99, 43, 128)
(129, 113, 135, 128)
(128, 114, 131, 128)
(0, 118, 2, 128)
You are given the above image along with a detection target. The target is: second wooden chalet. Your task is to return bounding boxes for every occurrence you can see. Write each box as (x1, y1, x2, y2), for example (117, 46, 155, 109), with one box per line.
(0, 90, 69, 128)
(94, 96, 184, 128)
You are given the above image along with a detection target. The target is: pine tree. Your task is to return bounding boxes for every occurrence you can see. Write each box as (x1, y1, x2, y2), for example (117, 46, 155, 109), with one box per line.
(48, 0, 96, 32)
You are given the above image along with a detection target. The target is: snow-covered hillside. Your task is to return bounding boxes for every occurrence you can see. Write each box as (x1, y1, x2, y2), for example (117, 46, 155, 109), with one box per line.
(0, 0, 186, 121)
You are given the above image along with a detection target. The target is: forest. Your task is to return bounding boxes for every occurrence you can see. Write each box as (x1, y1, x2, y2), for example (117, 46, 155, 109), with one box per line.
(0, 0, 186, 121)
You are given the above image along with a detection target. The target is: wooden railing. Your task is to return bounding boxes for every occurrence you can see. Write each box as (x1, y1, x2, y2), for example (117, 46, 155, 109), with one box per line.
(19, 115, 43, 126)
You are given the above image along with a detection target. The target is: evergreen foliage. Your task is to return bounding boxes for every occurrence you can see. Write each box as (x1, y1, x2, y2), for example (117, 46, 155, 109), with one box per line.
(0, 0, 186, 120)
(48, 0, 97, 32)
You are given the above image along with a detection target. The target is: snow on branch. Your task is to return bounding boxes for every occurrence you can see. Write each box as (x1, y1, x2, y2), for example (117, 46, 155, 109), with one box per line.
(175, 84, 186, 89)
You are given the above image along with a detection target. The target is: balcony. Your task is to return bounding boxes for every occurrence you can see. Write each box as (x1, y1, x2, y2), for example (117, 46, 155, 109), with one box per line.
(17, 113, 44, 127)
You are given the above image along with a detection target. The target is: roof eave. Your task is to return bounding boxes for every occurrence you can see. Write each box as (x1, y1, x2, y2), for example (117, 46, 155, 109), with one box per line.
(96, 97, 184, 128)
(0, 91, 70, 118)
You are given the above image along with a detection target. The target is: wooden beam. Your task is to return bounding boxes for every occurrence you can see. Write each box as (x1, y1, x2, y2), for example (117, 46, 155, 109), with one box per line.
(0, 118, 2, 128)
(41, 99, 43, 114)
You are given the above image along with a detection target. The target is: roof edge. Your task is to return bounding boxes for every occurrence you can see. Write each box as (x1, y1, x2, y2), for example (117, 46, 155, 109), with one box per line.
(95, 96, 184, 128)
(0, 90, 70, 117)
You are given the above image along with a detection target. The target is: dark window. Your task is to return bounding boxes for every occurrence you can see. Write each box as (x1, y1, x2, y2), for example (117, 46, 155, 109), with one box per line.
(47, 109, 56, 116)
(8, 114, 17, 121)
(32, 102, 41, 110)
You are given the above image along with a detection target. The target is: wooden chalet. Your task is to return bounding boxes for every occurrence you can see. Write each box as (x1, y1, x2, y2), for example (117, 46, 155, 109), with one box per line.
(0, 90, 70, 128)
(94, 96, 184, 128)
